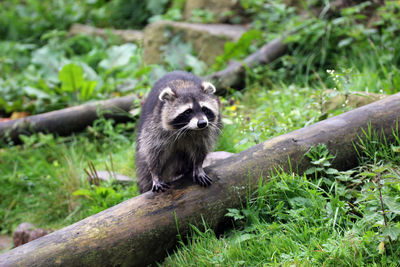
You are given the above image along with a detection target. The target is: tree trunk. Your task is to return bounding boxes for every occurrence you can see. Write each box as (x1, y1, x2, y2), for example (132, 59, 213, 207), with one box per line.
(1, 93, 399, 266)
(0, 95, 137, 144)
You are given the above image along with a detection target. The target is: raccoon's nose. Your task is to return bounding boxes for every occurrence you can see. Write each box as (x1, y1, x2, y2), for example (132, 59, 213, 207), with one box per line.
(197, 119, 208, 129)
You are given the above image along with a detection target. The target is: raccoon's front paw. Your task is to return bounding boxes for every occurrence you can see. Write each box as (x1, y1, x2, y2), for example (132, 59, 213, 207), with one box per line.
(152, 180, 170, 192)
(194, 169, 212, 187)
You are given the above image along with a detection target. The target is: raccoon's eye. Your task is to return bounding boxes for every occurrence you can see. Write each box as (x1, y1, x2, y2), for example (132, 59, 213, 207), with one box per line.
(201, 107, 212, 116)
(183, 109, 193, 115)
(202, 106, 215, 121)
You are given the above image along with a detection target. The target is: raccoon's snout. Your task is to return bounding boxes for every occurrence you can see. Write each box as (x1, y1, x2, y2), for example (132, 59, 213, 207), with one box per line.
(187, 117, 208, 130)
(197, 119, 208, 129)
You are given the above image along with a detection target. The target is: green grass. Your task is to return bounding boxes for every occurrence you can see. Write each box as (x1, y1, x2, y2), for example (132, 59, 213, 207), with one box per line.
(216, 84, 325, 152)
(163, 138, 400, 266)
(0, 128, 138, 233)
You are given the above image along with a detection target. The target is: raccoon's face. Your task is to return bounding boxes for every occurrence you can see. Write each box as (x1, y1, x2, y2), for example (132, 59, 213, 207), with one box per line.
(159, 81, 219, 131)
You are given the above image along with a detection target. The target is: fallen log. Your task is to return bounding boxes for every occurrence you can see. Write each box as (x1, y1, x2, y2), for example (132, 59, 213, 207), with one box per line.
(0, 95, 137, 144)
(1, 93, 399, 266)
(207, 36, 288, 92)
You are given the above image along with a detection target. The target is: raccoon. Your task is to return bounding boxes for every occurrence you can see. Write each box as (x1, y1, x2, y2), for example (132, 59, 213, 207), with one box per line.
(135, 71, 222, 193)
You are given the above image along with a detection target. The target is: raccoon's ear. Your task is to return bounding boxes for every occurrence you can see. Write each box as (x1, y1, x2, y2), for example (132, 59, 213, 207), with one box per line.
(201, 81, 216, 94)
(159, 87, 176, 101)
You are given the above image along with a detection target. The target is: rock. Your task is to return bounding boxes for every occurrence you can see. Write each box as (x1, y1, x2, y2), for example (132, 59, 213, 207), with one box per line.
(68, 23, 143, 43)
(322, 90, 385, 113)
(203, 151, 235, 167)
(94, 171, 134, 185)
(184, 0, 244, 23)
(143, 21, 247, 66)
(0, 235, 13, 252)
(13, 223, 51, 247)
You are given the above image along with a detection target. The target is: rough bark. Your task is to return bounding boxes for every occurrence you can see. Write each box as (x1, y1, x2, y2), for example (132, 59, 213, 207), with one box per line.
(207, 36, 288, 92)
(0, 93, 399, 267)
(0, 95, 137, 144)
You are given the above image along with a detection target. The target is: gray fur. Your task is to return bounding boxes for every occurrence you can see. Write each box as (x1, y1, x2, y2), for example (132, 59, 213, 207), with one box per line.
(136, 71, 222, 193)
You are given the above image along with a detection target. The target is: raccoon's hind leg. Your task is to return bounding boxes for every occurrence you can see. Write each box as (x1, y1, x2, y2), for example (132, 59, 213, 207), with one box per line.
(141, 147, 170, 192)
(137, 151, 169, 193)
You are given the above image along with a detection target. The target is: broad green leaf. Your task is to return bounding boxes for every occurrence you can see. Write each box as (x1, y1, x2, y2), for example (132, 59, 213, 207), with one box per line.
(59, 63, 84, 92)
(146, 0, 168, 15)
(383, 196, 400, 214)
(233, 234, 256, 244)
(32, 45, 65, 83)
(304, 167, 317, 175)
(326, 168, 339, 175)
(221, 29, 263, 61)
(58, 63, 97, 100)
(184, 54, 206, 76)
(225, 208, 244, 220)
(80, 80, 97, 100)
(99, 44, 137, 69)
(312, 157, 328, 165)
(72, 189, 92, 197)
(382, 225, 400, 241)
(23, 86, 51, 99)
(359, 171, 376, 177)
(338, 37, 353, 48)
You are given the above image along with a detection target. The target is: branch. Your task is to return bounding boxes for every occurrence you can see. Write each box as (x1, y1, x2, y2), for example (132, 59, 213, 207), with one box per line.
(0, 95, 137, 144)
(207, 36, 287, 92)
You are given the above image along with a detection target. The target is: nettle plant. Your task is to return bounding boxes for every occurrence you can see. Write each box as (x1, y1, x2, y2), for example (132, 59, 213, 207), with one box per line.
(305, 143, 400, 252)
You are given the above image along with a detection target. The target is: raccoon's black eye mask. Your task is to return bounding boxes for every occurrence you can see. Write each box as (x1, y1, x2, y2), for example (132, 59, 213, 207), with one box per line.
(184, 109, 193, 115)
(171, 110, 193, 129)
(201, 106, 215, 121)
(170, 105, 215, 129)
